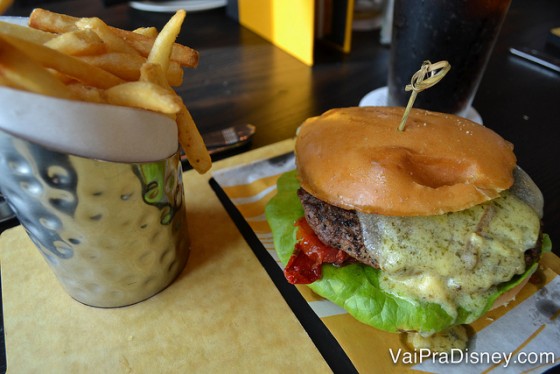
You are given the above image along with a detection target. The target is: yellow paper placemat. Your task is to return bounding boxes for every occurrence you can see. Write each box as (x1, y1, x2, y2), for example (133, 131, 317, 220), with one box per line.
(0, 142, 331, 373)
(211, 139, 560, 374)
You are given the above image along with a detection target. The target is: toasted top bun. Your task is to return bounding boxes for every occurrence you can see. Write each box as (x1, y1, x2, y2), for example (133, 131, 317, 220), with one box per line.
(295, 107, 517, 216)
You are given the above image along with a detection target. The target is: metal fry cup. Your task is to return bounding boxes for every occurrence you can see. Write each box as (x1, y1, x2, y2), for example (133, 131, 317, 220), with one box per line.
(0, 88, 189, 308)
(0, 130, 189, 307)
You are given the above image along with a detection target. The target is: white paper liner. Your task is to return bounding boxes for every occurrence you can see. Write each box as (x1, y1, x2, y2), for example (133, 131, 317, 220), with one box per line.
(0, 87, 178, 163)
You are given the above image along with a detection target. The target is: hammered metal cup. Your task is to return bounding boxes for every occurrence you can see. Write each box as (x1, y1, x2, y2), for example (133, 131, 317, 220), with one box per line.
(0, 129, 190, 308)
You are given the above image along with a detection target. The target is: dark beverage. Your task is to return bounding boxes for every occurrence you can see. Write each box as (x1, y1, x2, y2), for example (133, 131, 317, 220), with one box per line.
(388, 0, 511, 116)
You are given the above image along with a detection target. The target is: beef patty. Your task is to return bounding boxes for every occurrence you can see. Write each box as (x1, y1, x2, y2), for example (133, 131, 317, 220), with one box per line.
(297, 188, 379, 268)
(297, 188, 541, 269)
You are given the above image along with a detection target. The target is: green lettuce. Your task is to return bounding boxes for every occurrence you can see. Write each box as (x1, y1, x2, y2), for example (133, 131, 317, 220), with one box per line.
(265, 170, 543, 334)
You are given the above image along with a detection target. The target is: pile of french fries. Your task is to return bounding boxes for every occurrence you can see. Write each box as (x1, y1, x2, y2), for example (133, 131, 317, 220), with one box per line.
(0, 8, 211, 173)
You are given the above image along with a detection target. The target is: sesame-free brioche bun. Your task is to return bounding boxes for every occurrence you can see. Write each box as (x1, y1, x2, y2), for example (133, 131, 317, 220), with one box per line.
(295, 107, 517, 216)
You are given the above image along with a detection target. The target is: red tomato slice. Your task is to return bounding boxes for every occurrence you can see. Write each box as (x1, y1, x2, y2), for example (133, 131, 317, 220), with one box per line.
(284, 217, 351, 284)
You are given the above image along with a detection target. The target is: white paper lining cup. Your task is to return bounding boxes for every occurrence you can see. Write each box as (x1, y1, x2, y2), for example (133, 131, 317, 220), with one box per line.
(0, 87, 178, 163)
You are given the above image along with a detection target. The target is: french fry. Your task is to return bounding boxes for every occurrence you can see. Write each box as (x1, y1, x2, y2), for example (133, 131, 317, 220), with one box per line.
(76, 17, 140, 56)
(78, 52, 183, 85)
(148, 9, 185, 73)
(44, 29, 106, 56)
(0, 0, 13, 15)
(66, 82, 104, 103)
(177, 103, 212, 174)
(116, 28, 198, 68)
(104, 81, 182, 114)
(143, 10, 185, 87)
(138, 63, 177, 122)
(0, 37, 74, 99)
(0, 20, 55, 44)
(28, 8, 77, 33)
(141, 9, 210, 173)
(0, 74, 12, 87)
(1, 34, 124, 88)
(78, 52, 146, 81)
(133, 27, 158, 38)
(29, 8, 198, 67)
(140, 62, 170, 88)
(166, 61, 184, 86)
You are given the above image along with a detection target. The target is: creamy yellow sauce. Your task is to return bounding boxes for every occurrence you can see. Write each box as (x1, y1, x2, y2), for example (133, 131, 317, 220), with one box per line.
(358, 191, 540, 322)
(407, 325, 468, 353)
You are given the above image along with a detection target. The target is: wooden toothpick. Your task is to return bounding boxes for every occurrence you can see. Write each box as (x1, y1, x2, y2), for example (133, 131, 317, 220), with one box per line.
(398, 60, 451, 131)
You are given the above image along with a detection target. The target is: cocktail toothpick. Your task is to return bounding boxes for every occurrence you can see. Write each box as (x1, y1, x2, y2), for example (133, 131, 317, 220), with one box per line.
(398, 60, 451, 131)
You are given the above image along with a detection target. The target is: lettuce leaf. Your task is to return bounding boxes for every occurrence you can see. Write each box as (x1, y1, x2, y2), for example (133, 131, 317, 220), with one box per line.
(265, 171, 304, 265)
(542, 233, 552, 253)
(265, 170, 542, 334)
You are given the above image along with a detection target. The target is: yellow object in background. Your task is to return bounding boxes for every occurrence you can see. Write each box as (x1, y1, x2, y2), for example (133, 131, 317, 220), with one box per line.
(237, 0, 354, 66)
(0, 0, 13, 14)
(239, 0, 315, 65)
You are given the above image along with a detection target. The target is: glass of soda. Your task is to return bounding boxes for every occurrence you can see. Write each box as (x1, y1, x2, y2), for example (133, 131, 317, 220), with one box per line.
(388, 0, 512, 117)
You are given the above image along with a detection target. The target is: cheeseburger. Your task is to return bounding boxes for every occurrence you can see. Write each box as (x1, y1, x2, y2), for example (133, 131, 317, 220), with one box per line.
(266, 107, 551, 351)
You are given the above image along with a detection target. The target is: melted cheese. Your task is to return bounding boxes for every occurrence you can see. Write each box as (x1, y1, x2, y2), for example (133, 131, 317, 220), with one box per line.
(407, 325, 468, 353)
(358, 191, 540, 321)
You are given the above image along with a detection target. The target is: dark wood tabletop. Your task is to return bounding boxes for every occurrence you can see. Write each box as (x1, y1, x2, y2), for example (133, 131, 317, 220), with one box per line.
(1, 0, 559, 372)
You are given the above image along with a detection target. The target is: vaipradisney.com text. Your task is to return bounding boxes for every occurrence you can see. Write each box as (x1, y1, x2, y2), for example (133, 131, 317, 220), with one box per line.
(389, 348, 556, 368)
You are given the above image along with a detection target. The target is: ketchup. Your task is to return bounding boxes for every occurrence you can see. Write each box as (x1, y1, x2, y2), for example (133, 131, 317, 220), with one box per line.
(284, 217, 351, 284)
